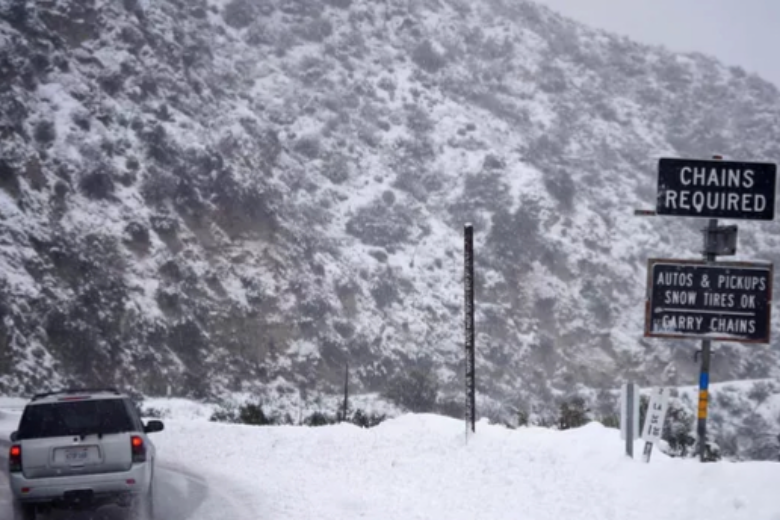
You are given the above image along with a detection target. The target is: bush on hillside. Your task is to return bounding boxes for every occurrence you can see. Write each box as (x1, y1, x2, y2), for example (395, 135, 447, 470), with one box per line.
(350, 409, 387, 428)
(599, 414, 619, 429)
(239, 402, 273, 425)
(435, 398, 465, 420)
(662, 400, 697, 458)
(747, 380, 774, 406)
(210, 402, 386, 429)
(557, 396, 590, 430)
(210, 401, 274, 425)
(304, 411, 337, 426)
(384, 367, 439, 413)
(411, 40, 447, 73)
(141, 406, 167, 419)
(210, 403, 240, 423)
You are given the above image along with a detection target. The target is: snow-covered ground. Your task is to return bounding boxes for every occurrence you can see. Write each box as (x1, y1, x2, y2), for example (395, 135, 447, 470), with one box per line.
(2, 397, 778, 520)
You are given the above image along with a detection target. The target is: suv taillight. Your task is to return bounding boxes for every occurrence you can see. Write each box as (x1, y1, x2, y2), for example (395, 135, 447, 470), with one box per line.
(9, 445, 22, 473)
(130, 436, 146, 463)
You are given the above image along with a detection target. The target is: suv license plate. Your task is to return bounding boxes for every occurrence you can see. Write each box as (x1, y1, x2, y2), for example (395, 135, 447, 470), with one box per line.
(65, 447, 90, 463)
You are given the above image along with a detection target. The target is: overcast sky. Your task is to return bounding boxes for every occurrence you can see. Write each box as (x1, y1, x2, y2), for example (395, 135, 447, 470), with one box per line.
(535, 0, 780, 87)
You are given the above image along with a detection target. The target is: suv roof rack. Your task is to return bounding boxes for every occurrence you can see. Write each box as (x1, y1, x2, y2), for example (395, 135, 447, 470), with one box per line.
(31, 388, 122, 401)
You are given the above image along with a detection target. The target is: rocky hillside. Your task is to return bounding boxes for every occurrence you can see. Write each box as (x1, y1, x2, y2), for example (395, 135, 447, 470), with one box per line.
(1, 0, 780, 422)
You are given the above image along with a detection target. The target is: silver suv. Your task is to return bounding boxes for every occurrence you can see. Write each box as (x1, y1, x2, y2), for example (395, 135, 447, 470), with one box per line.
(6, 388, 164, 520)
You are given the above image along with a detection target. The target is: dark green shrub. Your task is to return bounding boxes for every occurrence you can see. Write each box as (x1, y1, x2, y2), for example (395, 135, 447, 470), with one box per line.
(662, 401, 696, 458)
(435, 398, 464, 420)
(599, 414, 619, 429)
(384, 367, 439, 413)
(350, 409, 387, 428)
(223, 0, 255, 29)
(345, 200, 414, 247)
(304, 411, 337, 426)
(411, 40, 446, 73)
(557, 396, 590, 430)
(142, 407, 167, 419)
(239, 402, 272, 425)
(210, 404, 239, 423)
(210, 401, 273, 425)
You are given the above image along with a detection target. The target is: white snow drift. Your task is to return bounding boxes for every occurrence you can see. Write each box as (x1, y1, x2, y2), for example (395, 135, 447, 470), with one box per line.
(1, 399, 778, 520)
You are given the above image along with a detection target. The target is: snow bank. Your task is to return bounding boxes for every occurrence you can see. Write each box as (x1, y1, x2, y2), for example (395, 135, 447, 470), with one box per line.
(151, 414, 780, 520)
(1, 395, 776, 519)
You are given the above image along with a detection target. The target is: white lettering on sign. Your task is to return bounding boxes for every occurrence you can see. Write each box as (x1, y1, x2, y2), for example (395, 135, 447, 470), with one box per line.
(641, 387, 670, 445)
(716, 275, 767, 291)
(709, 318, 756, 335)
(655, 271, 694, 287)
(663, 290, 697, 305)
(740, 294, 757, 309)
(663, 190, 767, 214)
(702, 292, 735, 308)
(678, 167, 755, 188)
(661, 315, 703, 331)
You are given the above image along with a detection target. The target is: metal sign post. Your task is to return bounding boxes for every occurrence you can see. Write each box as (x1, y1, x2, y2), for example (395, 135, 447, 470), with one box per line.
(698, 217, 717, 462)
(620, 382, 640, 458)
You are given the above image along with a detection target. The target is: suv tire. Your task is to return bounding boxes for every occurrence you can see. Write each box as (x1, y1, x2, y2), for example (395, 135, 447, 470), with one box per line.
(12, 501, 36, 520)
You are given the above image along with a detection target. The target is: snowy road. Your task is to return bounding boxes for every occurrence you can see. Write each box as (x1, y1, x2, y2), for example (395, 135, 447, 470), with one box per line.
(0, 451, 213, 520)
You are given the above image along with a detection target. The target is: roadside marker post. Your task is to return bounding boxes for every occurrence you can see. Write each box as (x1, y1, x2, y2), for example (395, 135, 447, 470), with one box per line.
(620, 382, 640, 458)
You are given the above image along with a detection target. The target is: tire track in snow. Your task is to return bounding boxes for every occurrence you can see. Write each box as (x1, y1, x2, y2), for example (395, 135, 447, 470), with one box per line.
(178, 468, 260, 520)
(0, 455, 231, 520)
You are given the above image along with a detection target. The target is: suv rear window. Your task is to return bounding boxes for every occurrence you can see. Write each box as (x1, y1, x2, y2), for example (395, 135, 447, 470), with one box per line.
(17, 399, 135, 440)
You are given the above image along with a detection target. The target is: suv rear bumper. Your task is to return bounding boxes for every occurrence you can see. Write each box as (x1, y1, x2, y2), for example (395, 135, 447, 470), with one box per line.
(8, 462, 151, 505)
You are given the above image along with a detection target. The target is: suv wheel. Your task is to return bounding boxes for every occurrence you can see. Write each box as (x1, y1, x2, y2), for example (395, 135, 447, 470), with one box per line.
(12, 501, 36, 520)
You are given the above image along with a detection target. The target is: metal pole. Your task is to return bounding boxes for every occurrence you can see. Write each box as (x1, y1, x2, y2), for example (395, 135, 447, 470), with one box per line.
(464, 224, 476, 436)
(698, 154, 721, 462)
(697, 218, 716, 461)
(626, 382, 634, 458)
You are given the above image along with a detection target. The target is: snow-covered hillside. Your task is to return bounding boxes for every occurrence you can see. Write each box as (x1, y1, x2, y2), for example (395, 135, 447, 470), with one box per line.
(2, 402, 778, 520)
(2, 0, 780, 440)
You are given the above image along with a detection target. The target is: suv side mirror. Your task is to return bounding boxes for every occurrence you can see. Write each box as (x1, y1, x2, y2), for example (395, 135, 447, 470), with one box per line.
(144, 420, 164, 434)
(9, 431, 18, 442)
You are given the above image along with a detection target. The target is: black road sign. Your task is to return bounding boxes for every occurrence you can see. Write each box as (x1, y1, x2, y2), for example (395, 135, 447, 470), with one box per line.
(645, 259, 773, 343)
(656, 158, 777, 220)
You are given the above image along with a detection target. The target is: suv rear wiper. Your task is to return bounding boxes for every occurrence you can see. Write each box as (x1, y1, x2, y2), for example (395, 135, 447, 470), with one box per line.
(77, 427, 131, 440)
(77, 430, 104, 441)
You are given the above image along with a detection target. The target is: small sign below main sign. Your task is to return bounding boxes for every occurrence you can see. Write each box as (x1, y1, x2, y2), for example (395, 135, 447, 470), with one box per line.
(656, 157, 777, 221)
(645, 259, 773, 343)
(641, 387, 670, 445)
